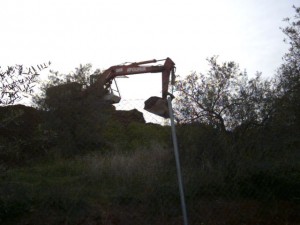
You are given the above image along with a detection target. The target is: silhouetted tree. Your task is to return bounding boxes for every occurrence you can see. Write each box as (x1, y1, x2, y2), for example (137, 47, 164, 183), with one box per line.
(274, 6, 300, 128)
(33, 63, 101, 109)
(32, 64, 110, 154)
(0, 62, 50, 105)
(174, 56, 275, 132)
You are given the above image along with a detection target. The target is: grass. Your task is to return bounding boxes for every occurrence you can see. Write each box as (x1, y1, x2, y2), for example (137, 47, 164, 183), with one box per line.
(0, 143, 181, 224)
(1, 124, 299, 224)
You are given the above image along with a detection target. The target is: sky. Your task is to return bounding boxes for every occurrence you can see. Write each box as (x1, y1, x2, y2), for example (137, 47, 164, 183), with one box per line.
(0, 0, 299, 106)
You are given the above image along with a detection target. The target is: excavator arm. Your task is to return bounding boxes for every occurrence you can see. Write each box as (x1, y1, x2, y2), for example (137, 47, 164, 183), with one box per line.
(92, 58, 175, 98)
(90, 57, 176, 118)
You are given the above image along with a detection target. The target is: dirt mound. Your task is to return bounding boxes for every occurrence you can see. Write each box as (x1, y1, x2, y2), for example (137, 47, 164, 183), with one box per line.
(112, 109, 145, 124)
(0, 103, 145, 141)
(44, 82, 145, 125)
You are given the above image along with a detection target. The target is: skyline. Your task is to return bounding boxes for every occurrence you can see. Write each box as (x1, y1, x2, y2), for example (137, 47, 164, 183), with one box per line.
(1, 0, 299, 102)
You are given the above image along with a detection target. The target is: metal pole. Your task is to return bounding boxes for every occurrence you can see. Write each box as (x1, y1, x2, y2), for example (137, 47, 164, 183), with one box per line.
(167, 96, 189, 225)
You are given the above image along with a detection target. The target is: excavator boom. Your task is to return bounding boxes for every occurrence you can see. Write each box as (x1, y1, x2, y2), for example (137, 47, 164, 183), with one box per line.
(90, 57, 176, 118)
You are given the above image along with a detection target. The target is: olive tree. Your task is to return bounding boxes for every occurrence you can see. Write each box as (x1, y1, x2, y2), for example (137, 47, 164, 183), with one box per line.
(32, 63, 101, 109)
(174, 56, 275, 132)
(0, 62, 50, 105)
(274, 6, 300, 127)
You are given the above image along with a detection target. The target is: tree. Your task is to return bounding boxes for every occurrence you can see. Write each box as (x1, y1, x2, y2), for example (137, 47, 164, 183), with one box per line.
(0, 62, 51, 161)
(33, 63, 100, 109)
(274, 6, 300, 128)
(32, 64, 109, 154)
(279, 6, 300, 91)
(174, 56, 275, 132)
(0, 62, 51, 105)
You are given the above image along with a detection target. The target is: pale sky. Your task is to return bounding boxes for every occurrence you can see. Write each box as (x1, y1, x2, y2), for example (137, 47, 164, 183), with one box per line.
(0, 0, 298, 105)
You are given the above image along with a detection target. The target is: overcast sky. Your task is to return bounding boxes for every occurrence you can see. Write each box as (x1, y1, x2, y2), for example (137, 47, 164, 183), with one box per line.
(0, 0, 298, 103)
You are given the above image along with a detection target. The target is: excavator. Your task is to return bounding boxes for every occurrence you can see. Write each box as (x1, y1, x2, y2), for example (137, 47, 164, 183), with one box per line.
(46, 58, 176, 118)
(89, 57, 176, 118)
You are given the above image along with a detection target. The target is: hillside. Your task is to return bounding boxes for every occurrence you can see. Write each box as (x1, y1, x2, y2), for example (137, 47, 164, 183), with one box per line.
(0, 102, 299, 225)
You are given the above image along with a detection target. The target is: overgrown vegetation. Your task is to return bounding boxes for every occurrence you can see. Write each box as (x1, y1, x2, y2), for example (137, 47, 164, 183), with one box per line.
(0, 6, 299, 225)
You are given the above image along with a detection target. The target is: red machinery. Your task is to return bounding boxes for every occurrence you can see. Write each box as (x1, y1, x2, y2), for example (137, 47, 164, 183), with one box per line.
(90, 58, 176, 118)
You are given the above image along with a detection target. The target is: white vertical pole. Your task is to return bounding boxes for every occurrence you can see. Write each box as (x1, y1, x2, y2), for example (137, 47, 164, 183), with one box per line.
(167, 96, 189, 225)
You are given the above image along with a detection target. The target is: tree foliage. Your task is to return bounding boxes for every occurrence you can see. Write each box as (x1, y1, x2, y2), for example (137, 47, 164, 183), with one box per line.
(33, 63, 100, 109)
(174, 56, 275, 132)
(274, 6, 300, 128)
(31, 64, 110, 154)
(279, 6, 300, 92)
(0, 62, 50, 105)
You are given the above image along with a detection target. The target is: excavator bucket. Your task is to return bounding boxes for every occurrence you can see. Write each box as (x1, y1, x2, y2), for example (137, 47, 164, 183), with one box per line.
(103, 93, 121, 104)
(144, 96, 170, 118)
